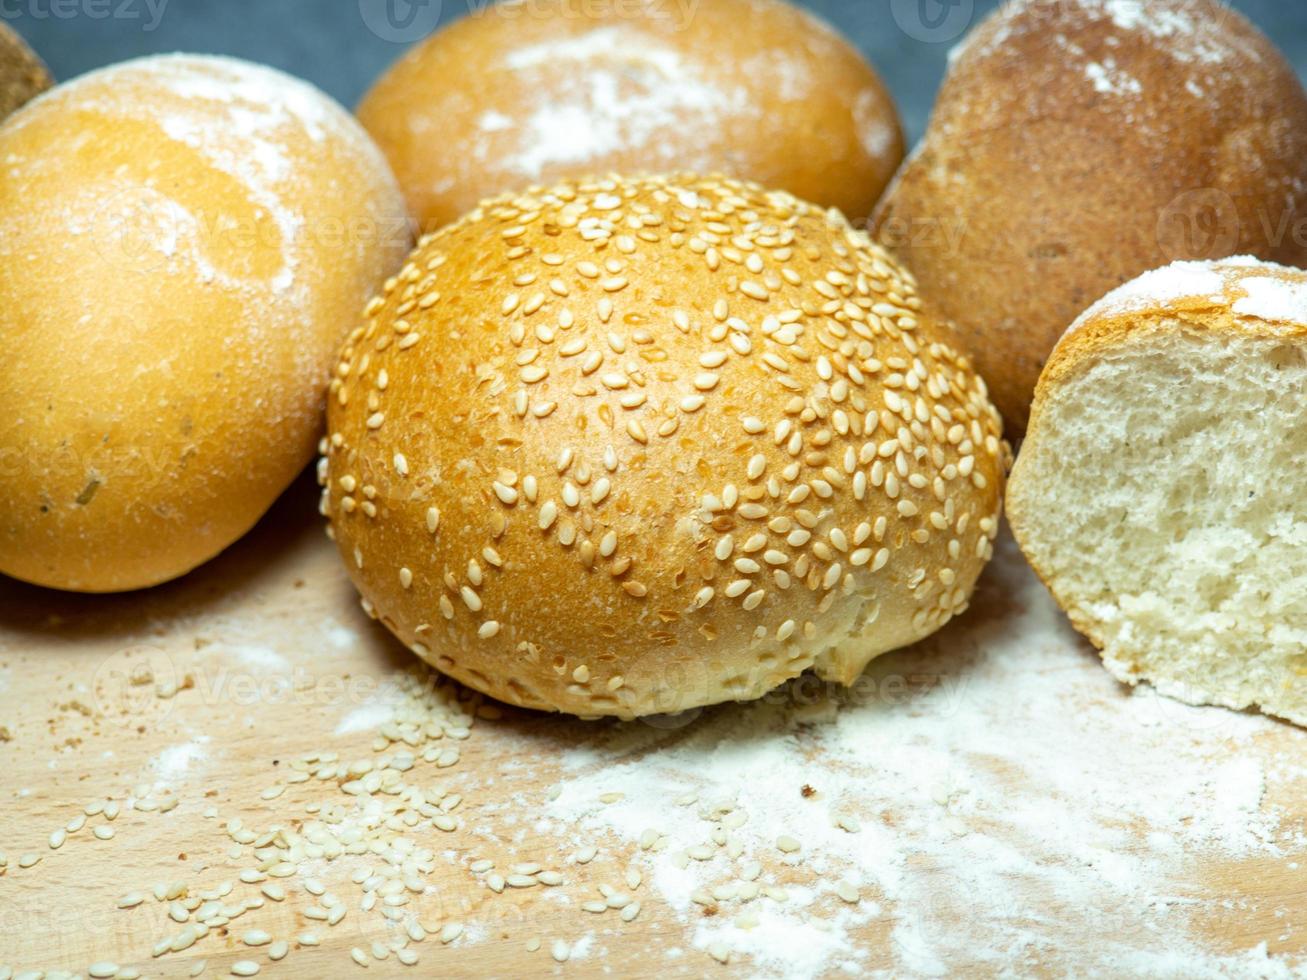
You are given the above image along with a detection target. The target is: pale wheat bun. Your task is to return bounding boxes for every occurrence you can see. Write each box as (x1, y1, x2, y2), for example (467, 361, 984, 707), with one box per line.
(0, 55, 411, 593)
(321, 173, 1007, 719)
(873, 0, 1307, 432)
(0, 22, 50, 122)
(1008, 257, 1307, 727)
(357, 0, 903, 231)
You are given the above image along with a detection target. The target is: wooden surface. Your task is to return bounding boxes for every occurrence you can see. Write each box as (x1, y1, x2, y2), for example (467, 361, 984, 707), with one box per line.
(1, 473, 1306, 979)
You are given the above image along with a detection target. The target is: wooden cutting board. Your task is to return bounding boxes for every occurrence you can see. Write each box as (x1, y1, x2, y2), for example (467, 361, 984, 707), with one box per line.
(1, 473, 1305, 979)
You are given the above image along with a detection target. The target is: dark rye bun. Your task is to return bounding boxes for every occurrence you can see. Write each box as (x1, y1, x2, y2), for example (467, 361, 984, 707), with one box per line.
(0, 22, 51, 121)
(321, 173, 1007, 719)
(358, 0, 903, 230)
(873, 0, 1307, 432)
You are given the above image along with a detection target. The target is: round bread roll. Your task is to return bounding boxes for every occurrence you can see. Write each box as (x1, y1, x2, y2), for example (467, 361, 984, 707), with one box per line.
(0, 23, 50, 122)
(872, 0, 1307, 432)
(322, 173, 1007, 719)
(358, 0, 903, 231)
(0, 55, 411, 593)
(1008, 257, 1307, 727)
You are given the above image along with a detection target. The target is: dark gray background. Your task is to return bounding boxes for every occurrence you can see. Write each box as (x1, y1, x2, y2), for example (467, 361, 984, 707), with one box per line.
(4, 0, 1306, 143)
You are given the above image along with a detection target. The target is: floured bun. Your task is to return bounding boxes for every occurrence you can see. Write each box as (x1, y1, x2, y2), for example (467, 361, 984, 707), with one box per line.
(0, 55, 411, 592)
(358, 0, 903, 230)
(321, 173, 1007, 719)
(873, 0, 1307, 432)
(0, 23, 50, 122)
(1008, 257, 1307, 727)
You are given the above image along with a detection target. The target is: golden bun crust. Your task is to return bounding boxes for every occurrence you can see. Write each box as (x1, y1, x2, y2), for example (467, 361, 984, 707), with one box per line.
(873, 0, 1307, 432)
(358, 0, 903, 231)
(0, 23, 50, 122)
(1031, 258, 1307, 413)
(0, 55, 411, 592)
(322, 174, 1006, 719)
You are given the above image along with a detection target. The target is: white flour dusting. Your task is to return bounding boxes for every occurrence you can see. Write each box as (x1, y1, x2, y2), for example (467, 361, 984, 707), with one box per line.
(950, 0, 1248, 73)
(150, 738, 211, 782)
(1066, 257, 1307, 338)
(1232, 274, 1307, 325)
(492, 27, 749, 177)
(1085, 57, 1143, 95)
(524, 532, 1307, 977)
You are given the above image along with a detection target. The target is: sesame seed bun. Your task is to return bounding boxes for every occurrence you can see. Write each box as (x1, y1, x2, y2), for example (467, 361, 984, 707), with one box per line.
(0, 55, 411, 593)
(357, 0, 903, 231)
(872, 0, 1307, 433)
(322, 174, 1007, 719)
(1008, 257, 1307, 727)
(0, 22, 50, 122)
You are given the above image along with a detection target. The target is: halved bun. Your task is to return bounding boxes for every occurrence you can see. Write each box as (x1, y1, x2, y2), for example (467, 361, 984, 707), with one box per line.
(1008, 257, 1307, 726)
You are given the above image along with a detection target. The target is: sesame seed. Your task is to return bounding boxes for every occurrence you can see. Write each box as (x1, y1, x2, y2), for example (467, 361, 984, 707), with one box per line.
(231, 962, 260, 977)
(478, 621, 500, 639)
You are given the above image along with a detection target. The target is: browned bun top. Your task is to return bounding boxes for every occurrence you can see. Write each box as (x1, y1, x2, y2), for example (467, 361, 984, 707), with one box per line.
(873, 0, 1307, 432)
(358, 0, 903, 231)
(0, 22, 51, 121)
(322, 173, 1006, 719)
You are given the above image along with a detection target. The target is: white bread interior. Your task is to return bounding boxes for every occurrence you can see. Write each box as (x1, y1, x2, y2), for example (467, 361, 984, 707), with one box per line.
(1008, 259, 1307, 727)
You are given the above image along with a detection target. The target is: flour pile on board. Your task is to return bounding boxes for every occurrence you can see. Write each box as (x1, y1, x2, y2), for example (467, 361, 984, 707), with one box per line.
(531, 533, 1307, 977)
